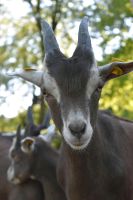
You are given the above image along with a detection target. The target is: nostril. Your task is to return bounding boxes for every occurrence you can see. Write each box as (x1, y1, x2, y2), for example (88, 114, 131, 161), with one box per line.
(69, 122, 86, 135)
(81, 124, 86, 133)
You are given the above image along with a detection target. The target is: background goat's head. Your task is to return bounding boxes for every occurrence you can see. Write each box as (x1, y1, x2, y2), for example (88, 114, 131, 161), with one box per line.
(9, 17, 133, 150)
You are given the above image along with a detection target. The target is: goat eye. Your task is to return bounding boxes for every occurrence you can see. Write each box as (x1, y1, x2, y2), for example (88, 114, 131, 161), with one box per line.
(41, 88, 50, 98)
(43, 91, 49, 97)
(41, 88, 47, 96)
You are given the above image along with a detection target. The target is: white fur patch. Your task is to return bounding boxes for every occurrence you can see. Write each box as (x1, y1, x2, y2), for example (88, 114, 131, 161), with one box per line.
(7, 166, 15, 181)
(86, 67, 100, 98)
(62, 110, 93, 150)
(7, 166, 20, 184)
(39, 124, 56, 143)
(9, 137, 17, 158)
(42, 60, 60, 102)
(43, 73, 60, 102)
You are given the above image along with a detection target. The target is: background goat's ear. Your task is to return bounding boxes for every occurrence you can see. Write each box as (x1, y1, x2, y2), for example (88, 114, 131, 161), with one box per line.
(21, 137, 35, 153)
(99, 61, 133, 82)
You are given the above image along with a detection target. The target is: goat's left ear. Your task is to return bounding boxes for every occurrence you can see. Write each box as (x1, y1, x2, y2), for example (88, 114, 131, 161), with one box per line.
(21, 137, 35, 154)
(99, 61, 133, 82)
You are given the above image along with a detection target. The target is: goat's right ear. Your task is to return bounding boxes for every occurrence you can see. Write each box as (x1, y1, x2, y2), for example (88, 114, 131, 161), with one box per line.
(21, 137, 35, 154)
(7, 69, 44, 87)
(99, 61, 133, 82)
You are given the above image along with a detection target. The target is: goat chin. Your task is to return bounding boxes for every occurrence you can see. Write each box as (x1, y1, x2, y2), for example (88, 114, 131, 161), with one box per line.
(64, 136, 91, 151)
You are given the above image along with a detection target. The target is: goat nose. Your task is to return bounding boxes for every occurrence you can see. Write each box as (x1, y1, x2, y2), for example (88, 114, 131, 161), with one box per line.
(69, 122, 86, 137)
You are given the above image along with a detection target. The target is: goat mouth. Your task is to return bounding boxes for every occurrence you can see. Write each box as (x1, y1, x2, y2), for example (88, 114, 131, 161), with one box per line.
(69, 141, 89, 150)
(9, 177, 21, 185)
(65, 138, 90, 150)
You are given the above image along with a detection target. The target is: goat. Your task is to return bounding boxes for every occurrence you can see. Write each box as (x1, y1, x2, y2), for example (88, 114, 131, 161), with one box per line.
(0, 131, 44, 200)
(8, 126, 67, 200)
(9, 16, 133, 200)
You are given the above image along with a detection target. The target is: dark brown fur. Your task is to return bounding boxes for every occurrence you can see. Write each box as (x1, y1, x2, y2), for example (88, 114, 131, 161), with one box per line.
(0, 134, 44, 200)
(46, 92, 133, 200)
(57, 111, 133, 200)
(9, 136, 66, 200)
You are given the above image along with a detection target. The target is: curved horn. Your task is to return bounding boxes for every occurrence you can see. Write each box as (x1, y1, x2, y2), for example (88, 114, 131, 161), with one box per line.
(78, 16, 92, 50)
(24, 106, 34, 137)
(41, 20, 60, 54)
(36, 110, 51, 132)
(42, 111, 51, 129)
(16, 125, 21, 147)
(24, 106, 42, 137)
(27, 106, 34, 125)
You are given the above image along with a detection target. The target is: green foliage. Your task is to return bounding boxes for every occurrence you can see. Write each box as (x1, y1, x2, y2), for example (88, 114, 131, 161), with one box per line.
(0, 103, 48, 132)
(99, 38, 133, 120)
(100, 73, 133, 120)
(0, 111, 26, 132)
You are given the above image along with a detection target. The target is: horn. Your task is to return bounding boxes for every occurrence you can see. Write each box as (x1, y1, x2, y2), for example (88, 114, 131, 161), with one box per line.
(27, 106, 34, 125)
(42, 111, 51, 129)
(77, 16, 92, 50)
(41, 20, 60, 54)
(7, 69, 43, 87)
(15, 125, 21, 147)
(36, 110, 51, 132)
(24, 106, 42, 137)
(24, 124, 41, 137)
(24, 106, 34, 137)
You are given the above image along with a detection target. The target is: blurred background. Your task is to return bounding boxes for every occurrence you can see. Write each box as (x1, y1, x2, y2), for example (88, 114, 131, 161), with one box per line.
(0, 0, 133, 132)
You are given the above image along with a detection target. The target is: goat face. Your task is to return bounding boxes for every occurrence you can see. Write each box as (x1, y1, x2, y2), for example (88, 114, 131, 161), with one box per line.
(9, 17, 133, 150)
(7, 137, 34, 184)
(42, 49, 101, 150)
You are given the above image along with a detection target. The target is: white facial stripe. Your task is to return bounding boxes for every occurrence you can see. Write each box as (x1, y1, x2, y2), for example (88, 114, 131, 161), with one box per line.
(43, 58, 49, 73)
(7, 166, 14, 181)
(9, 137, 17, 158)
(7, 166, 21, 185)
(43, 73, 60, 102)
(43, 60, 60, 102)
(87, 67, 99, 98)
